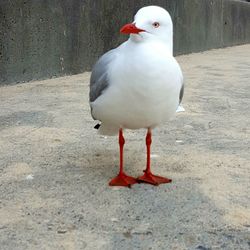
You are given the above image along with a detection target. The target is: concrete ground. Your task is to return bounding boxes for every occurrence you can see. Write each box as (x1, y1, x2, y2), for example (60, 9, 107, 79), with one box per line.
(0, 45, 250, 250)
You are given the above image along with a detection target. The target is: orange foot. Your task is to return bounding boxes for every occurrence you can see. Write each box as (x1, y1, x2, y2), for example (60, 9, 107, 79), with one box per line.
(109, 173, 137, 187)
(137, 171, 172, 186)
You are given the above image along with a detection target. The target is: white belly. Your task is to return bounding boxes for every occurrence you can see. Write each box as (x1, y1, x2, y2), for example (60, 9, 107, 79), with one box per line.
(92, 73, 181, 130)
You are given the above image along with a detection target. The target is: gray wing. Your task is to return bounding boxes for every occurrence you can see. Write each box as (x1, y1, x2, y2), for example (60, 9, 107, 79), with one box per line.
(89, 49, 116, 103)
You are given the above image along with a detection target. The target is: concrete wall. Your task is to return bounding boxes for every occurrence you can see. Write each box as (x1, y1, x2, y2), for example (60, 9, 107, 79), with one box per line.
(0, 0, 250, 85)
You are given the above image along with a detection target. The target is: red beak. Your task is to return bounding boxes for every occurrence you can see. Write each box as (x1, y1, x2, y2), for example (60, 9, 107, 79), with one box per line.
(120, 23, 145, 34)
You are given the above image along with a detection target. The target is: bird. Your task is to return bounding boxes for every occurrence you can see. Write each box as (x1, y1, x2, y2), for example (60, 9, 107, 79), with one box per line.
(89, 6, 184, 187)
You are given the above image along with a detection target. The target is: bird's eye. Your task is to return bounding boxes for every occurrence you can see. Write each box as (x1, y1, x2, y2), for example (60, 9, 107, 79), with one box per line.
(152, 22, 160, 28)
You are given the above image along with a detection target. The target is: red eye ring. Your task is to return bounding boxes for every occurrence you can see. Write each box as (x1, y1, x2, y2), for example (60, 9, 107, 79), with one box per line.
(153, 22, 160, 28)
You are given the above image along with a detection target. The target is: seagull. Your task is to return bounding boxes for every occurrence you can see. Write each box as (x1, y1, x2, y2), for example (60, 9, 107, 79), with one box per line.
(89, 6, 184, 187)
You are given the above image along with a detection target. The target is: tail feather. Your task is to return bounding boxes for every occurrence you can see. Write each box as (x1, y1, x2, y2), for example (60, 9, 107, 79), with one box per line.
(94, 123, 101, 129)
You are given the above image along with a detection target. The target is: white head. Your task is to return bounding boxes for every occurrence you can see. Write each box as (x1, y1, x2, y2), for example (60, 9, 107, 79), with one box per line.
(120, 6, 173, 53)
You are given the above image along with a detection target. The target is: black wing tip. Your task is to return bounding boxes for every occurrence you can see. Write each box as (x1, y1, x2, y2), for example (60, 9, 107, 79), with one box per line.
(179, 84, 184, 104)
(94, 123, 101, 129)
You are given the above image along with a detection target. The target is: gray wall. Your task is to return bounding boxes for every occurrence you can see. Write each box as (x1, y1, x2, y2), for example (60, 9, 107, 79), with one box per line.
(1, 0, 250, 85)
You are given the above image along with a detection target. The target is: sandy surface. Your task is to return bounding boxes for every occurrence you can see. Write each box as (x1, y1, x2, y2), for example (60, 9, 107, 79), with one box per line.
(0, 44, 250, 249)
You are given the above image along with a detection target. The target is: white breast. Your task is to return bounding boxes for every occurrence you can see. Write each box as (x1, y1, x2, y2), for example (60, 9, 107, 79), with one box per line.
(91, 41, 183, 130)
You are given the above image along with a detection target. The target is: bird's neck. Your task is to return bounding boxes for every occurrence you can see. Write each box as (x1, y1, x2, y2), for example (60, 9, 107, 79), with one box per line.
(128, 32, 173, 55)
(128, 38, 173, 56)
(164, 36, 173, 55)
(163, 28, 173, 55)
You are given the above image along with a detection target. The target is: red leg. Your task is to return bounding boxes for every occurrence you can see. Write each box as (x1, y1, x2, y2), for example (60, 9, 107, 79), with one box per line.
(137, 129, 172, 185)
(109, 129, 137, 187)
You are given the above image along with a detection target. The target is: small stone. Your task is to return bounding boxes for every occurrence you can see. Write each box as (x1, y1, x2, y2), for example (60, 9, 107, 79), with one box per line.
(150, 154, 159, 158)
(184, 125, 193, 129)
(111, 217, 118, 222)
(123, 231, 132, 238)
(26, 174, 34, 180)
(57, 229, 67, 234)
(196, 246, 211, 250)
(176, 140, 183, 143)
